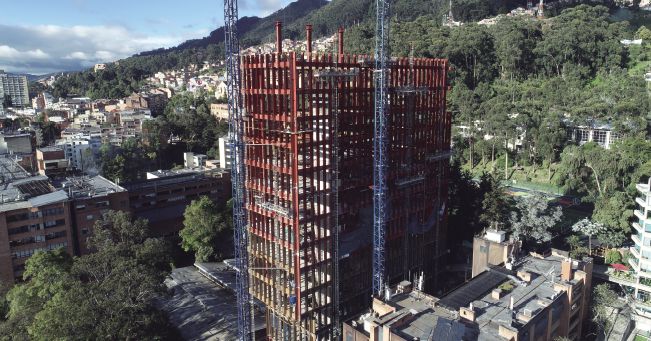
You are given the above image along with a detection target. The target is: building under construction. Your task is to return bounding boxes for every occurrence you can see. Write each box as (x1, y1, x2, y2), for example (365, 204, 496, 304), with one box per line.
(242, 23, 451, 340)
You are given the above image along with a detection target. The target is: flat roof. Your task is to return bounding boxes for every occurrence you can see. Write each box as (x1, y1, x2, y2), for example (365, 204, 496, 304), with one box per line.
(369, 255, 584, 341)
(0, 158, 124, 211)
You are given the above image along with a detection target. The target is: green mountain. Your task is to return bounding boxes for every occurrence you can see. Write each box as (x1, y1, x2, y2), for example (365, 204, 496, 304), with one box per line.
(135, 0, 448, 58)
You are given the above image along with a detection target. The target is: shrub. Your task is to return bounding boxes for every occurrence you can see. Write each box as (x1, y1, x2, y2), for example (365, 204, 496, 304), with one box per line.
(498, 281, 515, 291)
(605, 250, 622, 264)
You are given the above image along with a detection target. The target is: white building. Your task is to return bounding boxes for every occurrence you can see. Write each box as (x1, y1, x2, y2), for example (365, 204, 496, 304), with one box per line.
(56, 136, 102, 171)
(184, 152, 207, 168)
(0, 70, 29, 107)
(218, 135, 232, 169)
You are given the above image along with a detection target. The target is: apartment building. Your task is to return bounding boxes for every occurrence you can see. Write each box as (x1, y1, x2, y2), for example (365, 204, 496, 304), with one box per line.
(55, 137, 102, 171)
(0, 157, 75, 283)
(218, 134, 231, 169)
(66, 176, 129, 255)
(0, 71, 29, 107)
(210, 103, 229, 121)
(121, 167, 231, 240)
(344, 232, 594, 341)
(36, 147, 68, 175)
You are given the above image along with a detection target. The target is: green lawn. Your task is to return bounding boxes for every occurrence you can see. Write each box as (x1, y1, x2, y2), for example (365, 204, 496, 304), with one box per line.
(635, 335, 649, 341)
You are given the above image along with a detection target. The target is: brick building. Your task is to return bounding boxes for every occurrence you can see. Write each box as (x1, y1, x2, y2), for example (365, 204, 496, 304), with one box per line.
(121, 167, 231, 240)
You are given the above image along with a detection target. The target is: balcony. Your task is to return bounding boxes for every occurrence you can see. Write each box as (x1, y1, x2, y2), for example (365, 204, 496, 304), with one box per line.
(633, 234, 643, 245)
(637, 197, 648, 208)
(632, 247, 641, 258)
(635, 210, 648, 222)
(637, 183, 650, 194)
(634, 222, 645, 233)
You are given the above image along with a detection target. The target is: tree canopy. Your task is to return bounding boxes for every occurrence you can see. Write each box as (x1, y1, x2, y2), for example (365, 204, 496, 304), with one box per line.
(0, 210, 181, 341)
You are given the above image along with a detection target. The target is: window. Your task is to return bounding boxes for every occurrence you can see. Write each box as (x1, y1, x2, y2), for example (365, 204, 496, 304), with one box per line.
(86, 215, 93, 221)
(45, 230, 67, 240)
(593, 131, 607, 145)
(81, 228, 90, 235)
(95, 201, 109, 207)
(42, 208, 64, 216)
(120, 201, 127, 207)
(76, 205, 86, 210)
(480, 245, 487, 253)
(6, 211, 38, 223)
(45, 219, 65, 228)
(8, 223, 43, 235)
(10, 235, 45, 247)
(13, 264, 25, 273)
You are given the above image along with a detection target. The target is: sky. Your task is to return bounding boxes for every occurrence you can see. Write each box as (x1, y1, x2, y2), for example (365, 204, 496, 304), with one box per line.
(0, 0, 294, 75)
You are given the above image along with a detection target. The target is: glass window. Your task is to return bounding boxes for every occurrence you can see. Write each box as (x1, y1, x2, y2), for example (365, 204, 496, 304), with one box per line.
(76, 205, 86, 210)
(81, 228, 90, 235)
(86, 215, 93, 221)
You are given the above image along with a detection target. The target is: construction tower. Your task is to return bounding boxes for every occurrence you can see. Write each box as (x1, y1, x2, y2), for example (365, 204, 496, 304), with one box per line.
(241, 22, 451, 341)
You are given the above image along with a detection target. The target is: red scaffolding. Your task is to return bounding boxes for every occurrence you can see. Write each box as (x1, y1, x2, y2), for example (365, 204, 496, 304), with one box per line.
(243, 51, 450, 340)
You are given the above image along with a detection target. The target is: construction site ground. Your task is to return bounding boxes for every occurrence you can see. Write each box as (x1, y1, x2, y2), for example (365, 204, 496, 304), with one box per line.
(156, 266, 265, 341)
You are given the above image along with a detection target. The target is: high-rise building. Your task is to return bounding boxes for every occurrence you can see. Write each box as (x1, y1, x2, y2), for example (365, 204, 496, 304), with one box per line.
(0, 70, 29, 107)
(239, 27, 451, 340)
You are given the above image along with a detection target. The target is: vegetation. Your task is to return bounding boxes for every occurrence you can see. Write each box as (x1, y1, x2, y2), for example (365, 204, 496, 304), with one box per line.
(590, 283, 619, 336)
(498, 281, 515, 291)
(180, 197, 233, 262)
(509, 190, 564, 243)
(0, 210, 181, 340)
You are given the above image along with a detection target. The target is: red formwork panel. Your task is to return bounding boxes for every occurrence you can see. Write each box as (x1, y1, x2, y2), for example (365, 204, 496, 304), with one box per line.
(241, 51, 450, 340)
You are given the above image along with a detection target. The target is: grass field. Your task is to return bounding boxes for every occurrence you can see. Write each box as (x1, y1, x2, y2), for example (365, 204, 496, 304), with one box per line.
(635, 335, 649, 341)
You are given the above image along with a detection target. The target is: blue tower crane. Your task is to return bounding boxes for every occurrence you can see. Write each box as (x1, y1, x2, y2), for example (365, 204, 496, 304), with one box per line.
(373, 0, 391, 297)
(224, 0, 252, 340)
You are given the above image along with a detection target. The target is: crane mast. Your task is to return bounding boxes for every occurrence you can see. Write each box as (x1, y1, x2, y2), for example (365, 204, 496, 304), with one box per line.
(373, 0, 391, 297)
(224, 0, 252, 340)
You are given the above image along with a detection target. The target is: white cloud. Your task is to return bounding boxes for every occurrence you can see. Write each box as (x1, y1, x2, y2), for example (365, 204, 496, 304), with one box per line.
(0, 24, 209, 75)
(64, 51, 90, 60)
(0, 46, 49, 59)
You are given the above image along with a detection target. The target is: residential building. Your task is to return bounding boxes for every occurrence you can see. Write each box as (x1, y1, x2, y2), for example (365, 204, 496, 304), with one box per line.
(0, 71, 29, 107)
(346, 245, 593, 341)
(0, 133, 33, 154)
(35, 147, 68, 175)
(211, 103, 229, 121)
(183, 152, 207, 168)
(55, 137, 102, 171)
(94, 64, 106, 72)
(218, 135, 231, 169)
(564, 120, 620, 149)
(66, 176, 129, 255)
(121, 167, 231, 240)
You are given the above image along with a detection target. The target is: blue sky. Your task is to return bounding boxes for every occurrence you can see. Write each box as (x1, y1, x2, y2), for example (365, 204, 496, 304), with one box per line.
(0, 0, 294, 75)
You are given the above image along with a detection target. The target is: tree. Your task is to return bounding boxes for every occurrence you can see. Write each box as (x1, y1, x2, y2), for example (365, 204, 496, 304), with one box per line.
(591, 283, 618, 335)
(565, 235, 582, 251)
(180, 197, 233, 262)
(0, 210, 181, 340)
(605, 250, 623, 264)
(80, 147, 96, 174)
(572, 218, 606, 255)
(598, 230, 626, 250)
(478, 173, 510, 231)
(509, 190, 563, 243)
(593, 191, 634, 233)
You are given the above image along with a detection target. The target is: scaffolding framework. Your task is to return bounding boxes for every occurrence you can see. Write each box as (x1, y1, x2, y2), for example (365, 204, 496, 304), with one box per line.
(241, 50, 450, 340)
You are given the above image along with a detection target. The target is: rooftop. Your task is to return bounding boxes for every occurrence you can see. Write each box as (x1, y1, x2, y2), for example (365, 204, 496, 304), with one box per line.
(0, 156, 124, 211)
(361, 255, 585, 341)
